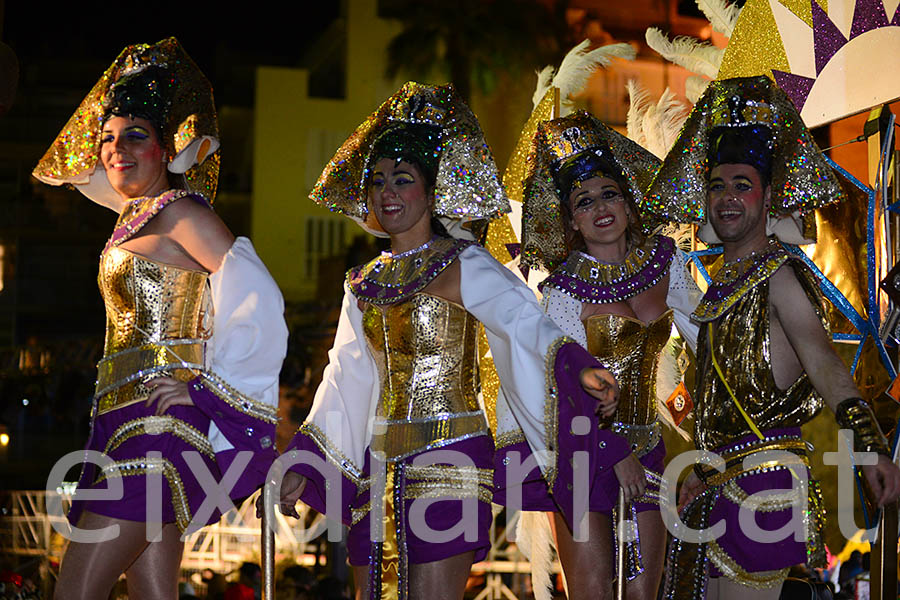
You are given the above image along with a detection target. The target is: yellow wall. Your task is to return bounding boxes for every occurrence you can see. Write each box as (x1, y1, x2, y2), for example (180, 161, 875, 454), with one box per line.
(252, 0, 402, 301)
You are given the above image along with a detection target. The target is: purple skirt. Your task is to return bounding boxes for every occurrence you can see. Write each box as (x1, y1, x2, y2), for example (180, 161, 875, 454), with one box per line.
(69, 402, 222, 532)
(493, 440, 623, 513)
(347, 435, 494, 566)
(705, 430, 811, 576)
(493, 437, 663, 515)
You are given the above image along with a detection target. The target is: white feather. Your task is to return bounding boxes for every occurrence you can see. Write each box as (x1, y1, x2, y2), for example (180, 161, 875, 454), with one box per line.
(697, 0, 741, 37)
(645, 28, 723, 79)
(626, 79, 652, 145)
(553, 40, 636, 115)
(626, 81, 688, 158)
(532, 65, 556, 109)
(655, 88, 689, 155)
(685, 75, 711, 104)
(516, 511, 556, 600)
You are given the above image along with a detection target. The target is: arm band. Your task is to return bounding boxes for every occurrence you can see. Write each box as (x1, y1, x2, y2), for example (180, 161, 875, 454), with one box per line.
(834, 397, 891, 457)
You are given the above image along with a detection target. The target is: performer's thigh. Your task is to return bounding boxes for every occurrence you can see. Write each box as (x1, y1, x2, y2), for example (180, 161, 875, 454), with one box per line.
(124, 523, 184, 600)
(708, 576, 784, 600)
(626, 509, 666, 600)
(351, 565, 369, 600)
(54, 511, 151, 600)
(408, 550, 476, 600)
(551, 510, 614, 600)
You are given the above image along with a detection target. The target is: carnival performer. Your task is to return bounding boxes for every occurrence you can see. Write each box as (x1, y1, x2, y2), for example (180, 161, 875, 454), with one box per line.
(32, 38, 287, 600)
(509, 110, 701, 600)
(645, 76, 900, 600)
(273, 82, 630, 600)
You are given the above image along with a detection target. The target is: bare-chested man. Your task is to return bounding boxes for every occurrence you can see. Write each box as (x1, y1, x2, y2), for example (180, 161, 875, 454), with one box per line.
(646, 76, 900, 600)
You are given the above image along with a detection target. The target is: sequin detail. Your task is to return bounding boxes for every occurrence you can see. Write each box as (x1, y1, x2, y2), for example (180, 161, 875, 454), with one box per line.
(522, 111, 663, 271)
(33, 38, 219, 197)
(96, 456, 191, 532)
(105, 189, 209, 253)
(195, 373, 278, 424)
(694, 259, 825, 451)
(494, 428, 526, 449)
(295, 423, 365, 486)
(541, 235, 675, 304)
(644, 77, 845, 236)
(692, 239, 788, 323)
(348, 238, 473, 305)
(104, 416, 214, 459)
(663, 432, 825, 599)
(310, 82, 508, 224)
(362, 291, 488, 462)
(543, 336, 574, 491)
(96, 236, 210, 414)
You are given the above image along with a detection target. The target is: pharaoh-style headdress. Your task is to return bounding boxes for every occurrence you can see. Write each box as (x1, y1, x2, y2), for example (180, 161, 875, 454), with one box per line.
(33, 37, 219, 206)
(521, 110, 662, 271)
(311, 81, 509, 237)
(645, 76, 846, 244)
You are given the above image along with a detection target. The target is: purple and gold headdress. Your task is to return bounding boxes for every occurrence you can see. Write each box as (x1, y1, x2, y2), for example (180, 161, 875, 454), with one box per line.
(311, 82, 509, 236)
(645, 76, 846, 244)
(33, 37, 220, 205)
(521, 110, 662, 271)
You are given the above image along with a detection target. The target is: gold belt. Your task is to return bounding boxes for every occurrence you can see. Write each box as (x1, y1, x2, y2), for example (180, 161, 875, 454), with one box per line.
(697, 437, 810, 487)
(370, 411, 489, 462)
(95, 339, 204, 414)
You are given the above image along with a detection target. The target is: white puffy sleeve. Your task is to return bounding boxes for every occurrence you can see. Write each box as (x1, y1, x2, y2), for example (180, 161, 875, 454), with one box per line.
(295, 283, 378, 480)
(666, 248, 701, 353)
(205, 236, 288, 452)
(540, 287, 587, 347)
(459, 245, 571, 474)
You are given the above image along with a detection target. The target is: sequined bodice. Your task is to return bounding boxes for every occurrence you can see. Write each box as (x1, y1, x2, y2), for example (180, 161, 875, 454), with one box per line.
(363, 293, 480, 419)
(694, 265, 824, 451)
(95, 246, 209, 413)
(361, 293, 486, 461)
(585, 310, 673, 428)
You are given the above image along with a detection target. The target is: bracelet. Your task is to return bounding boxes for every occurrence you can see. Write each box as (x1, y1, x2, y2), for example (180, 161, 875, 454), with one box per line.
(834, 397, 891, 457)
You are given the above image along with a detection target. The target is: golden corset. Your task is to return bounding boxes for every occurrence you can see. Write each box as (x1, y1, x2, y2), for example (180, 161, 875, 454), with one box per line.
(585, 310, 673, 453)
(95, 247, 210, 414)
(361, 293, 486, 461)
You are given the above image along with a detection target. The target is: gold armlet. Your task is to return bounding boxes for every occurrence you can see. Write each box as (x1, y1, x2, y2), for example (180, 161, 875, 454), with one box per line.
(834, 397, 890, 457)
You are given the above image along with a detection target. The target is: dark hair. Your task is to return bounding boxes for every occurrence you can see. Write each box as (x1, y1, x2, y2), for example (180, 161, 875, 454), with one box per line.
(708, 124, 773, 186)
(367, 123, 441, 188)
(103, 65, 175, 143)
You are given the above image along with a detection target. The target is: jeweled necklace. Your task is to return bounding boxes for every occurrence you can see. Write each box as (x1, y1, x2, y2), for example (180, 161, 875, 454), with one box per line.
(385, 235, 438, 259)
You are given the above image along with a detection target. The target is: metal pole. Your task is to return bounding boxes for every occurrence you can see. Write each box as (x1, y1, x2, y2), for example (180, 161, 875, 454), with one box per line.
(261, 486, 276, 600)
(617, 489, 626, 600)
(871, 501, 898, 600)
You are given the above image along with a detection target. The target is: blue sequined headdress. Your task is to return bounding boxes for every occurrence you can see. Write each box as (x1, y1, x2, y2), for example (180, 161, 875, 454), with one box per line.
(311, 82, 509, 237)
(521, 110, 662, 271)
(645, 76, 846, 244)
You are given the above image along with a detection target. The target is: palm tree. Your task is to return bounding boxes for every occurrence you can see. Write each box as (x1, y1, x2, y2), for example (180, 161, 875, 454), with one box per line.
(382, 0, 570, 102)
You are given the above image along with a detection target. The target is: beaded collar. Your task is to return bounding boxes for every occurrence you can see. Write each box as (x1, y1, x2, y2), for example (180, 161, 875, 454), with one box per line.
(538, 234, 675, 304)
(347, 236, 473, 304)
(692, 238, 789, 322)
(104, 189, 210, 253)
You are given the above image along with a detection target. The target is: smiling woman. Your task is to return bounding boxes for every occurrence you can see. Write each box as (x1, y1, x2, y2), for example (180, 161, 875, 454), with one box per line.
(99, 117, 169, 200)
(514, 110, 701, 600)
(276, 83, 627, 600)
(32, 38, 287, 600)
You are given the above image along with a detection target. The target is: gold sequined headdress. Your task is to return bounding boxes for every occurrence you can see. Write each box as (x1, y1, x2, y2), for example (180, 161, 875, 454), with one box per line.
(33, 37, 219, 205)
(521, 110, 662, 271)
(311, 82, 509, 236)
(645, 76, 846, 244)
